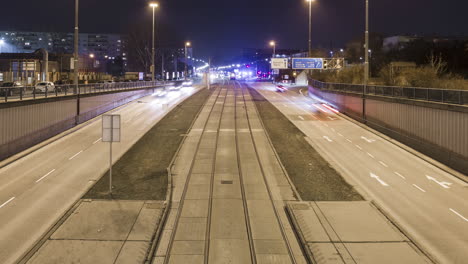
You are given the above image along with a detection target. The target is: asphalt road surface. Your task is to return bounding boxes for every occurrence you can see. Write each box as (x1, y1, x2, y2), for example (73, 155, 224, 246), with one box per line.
(0, 86, 200, 264)
(250, 82, 467, 264)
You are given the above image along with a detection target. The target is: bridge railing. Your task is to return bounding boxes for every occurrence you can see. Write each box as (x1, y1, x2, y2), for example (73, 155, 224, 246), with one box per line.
(0, 81, 171, 103)
(310, 79, 468, 105)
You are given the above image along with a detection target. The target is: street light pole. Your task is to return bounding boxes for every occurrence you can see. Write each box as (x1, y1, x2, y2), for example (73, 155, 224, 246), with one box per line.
(270, 41, 276, 56)
(363, 0, 369, 122)
(307, 0, 313, 57)
(74, 0, 79, 93)
(185, 42, 191, 80)
(149, 2, 158, 82)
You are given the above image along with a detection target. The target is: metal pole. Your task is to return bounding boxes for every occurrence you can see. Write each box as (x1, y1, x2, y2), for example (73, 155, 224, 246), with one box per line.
(109, 141, 113, 195)
(74, 0, 79, 94)
(185, 45, 188, 80)
(363, 0, 369, 122)
(151, 6, 156, 82)
(308, 0, 312, 57)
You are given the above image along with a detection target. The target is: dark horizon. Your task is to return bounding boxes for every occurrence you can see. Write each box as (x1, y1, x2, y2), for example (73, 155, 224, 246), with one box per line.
(1, 0, 467, 62)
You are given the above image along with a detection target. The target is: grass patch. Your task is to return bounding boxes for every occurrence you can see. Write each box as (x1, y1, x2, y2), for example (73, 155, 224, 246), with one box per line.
(85, 88, 213, 200)
(248, 86, 362, 201)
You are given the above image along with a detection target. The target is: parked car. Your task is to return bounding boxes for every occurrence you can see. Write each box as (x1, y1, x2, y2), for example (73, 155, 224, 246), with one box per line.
(0, 82, 22, 96)
(35, 82, 56, 93)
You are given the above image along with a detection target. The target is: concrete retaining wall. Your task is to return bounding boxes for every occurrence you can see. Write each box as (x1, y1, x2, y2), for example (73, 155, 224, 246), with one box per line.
(309, 85, 468, 175)
(0, 87, 156, 161)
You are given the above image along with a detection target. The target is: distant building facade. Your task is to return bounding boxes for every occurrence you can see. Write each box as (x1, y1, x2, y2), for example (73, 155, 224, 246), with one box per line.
(0, 31, 127, 61)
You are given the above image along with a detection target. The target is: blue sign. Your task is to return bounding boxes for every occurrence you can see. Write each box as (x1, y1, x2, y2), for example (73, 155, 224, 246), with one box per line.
(292, 58, 323, 69)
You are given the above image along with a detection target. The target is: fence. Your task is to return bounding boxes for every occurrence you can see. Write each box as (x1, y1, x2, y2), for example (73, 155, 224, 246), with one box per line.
(0, 81, 168, 103)
(310, 79, 468, 105)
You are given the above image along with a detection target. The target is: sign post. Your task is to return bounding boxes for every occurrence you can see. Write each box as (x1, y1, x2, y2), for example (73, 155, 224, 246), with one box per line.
(102, 115, 121, 195)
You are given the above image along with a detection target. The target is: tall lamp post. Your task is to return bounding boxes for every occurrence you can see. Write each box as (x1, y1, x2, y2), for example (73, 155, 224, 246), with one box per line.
(306, 0, 315, 57)
(74, 0, 79, 93)
(363, 0, 369, 121)
(149, 2, 159, 82)
(185, 42, 191, 80)
(270, 41, 276, 56)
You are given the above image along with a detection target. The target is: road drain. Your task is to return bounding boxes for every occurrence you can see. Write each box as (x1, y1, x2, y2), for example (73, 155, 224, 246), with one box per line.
(221, 180, 233, 184)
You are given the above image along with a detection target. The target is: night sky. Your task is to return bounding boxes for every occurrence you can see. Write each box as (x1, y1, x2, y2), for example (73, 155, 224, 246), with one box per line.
(0, 0, 466, 62)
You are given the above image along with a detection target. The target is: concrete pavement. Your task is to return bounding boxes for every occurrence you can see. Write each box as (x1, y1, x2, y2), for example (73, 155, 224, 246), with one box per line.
(287, 201, 430, 264)
(0, 86, 200, 264)
(250, 82, 468, 264)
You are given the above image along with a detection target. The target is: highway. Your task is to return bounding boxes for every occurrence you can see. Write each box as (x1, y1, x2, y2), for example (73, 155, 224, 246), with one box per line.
(249, 82, 468, 264)
(0, 86, 200, 264)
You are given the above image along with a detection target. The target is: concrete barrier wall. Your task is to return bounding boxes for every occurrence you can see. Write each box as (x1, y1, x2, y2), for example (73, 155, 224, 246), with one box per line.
(309, 85, 468, 175)
(0, 87, 155, 161)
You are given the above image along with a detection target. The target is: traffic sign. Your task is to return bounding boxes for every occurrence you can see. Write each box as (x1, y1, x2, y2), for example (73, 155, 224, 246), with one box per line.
(271, 58, 289, 69)
(102, 114, 121, 195)
(292, 58, 323, 69)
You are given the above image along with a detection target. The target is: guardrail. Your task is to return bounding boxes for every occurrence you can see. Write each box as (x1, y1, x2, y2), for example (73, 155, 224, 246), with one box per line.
(0, 81, 171, 103)
(310, 79, 468, 105)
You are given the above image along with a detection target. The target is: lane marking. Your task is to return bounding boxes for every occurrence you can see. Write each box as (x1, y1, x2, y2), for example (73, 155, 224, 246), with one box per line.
(426, 175, 452, 189)
(361, 136, 376, 143)
(298, 116, 305, 121)
(346, 139, 352, 143)
(0, 197, 15, 209)
(449, 208, 468, 222)
(370, 173, 389, 187)
(324, 124, 329, 127)
(69, 150, 83, 160)
(36, 169, 56, 183)
(93, 138, 102, 144)
(394, 172, 406, 179)
(367, 152, 375, 159)
(412, 184, 426, 193)
(331, 128, 336, 132)
(379, 161, 389, 167)
(323, 136, 333, 142)
(355, 145, 362, 150)
(338, 133, 344, 137)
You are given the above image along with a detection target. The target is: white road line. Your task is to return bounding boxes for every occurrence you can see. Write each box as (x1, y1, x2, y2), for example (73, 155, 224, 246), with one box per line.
(449, 208, 468, 222)
(413, 184, 426, 193)
(324, 124, 329, 127)
(367, 152, 375, 159)
(355, 145, 362, 150)
(394, 172, 406, 179)
(0, 197, 15, 209)
(93, 138, 102, 144)
(298, 116, 305, 120)
(346, 139, 352, 143)
(323, 136, 333, 142)
(426, 175, 452, 189)
(69, 150, 83, 160)
(379, 161, 389, 167)
(338, 133, 344, 137)
(36, 169, 56, 183)
(331, 128, 336, 132)
(370, 173, 389, 187)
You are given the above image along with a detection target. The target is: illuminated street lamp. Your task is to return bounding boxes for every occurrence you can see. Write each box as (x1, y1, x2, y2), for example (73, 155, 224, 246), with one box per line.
(305, 0, 316, 57)
(270, 41, 276, 56)
(0, 39, 4, 53)
(185, 41, 191, 79)
(149, 2, 159, 82)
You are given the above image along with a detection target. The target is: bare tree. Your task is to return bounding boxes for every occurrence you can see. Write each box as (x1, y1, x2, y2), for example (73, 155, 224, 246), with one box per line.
(127, 28, 152, 73)
(427, 51, 447, 75)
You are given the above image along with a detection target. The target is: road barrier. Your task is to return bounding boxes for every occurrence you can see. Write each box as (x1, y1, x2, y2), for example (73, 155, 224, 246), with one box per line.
(0, 81, 167, 103)
(309, 79, 468, 176)
(0, 81, 183, 162)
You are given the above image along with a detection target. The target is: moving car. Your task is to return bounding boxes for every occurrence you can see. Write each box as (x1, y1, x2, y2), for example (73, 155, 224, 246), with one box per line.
(276, 85, 287, 93)
(35, 82, 56, 93)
